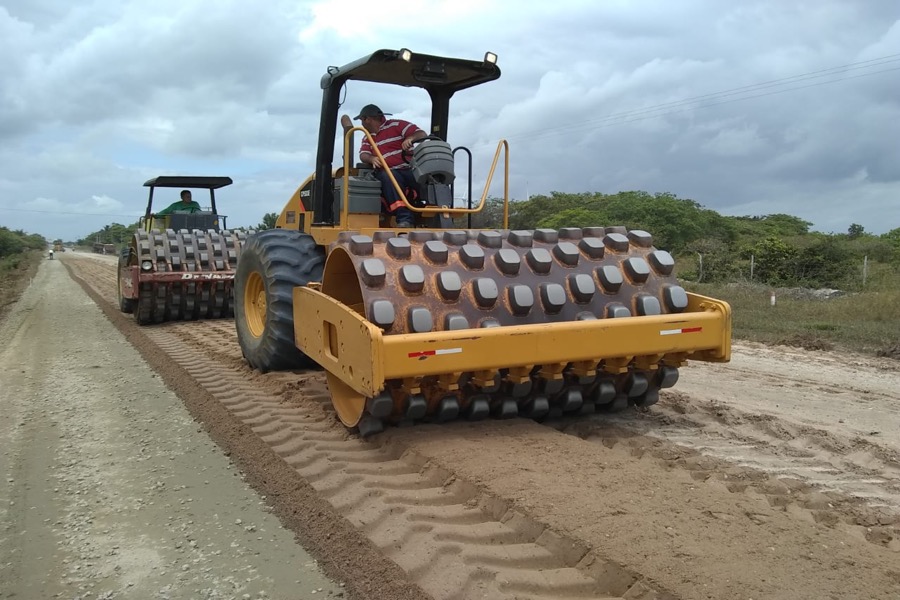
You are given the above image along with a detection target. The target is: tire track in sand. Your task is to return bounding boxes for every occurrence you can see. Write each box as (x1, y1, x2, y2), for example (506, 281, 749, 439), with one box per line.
(145, 327, 672, 600)
(64, 253, 900, 600)
(554, 399, 900, 551)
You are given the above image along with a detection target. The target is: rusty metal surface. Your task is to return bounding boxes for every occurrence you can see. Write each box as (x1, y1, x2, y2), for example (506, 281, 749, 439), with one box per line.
(124, 228, 253, 323)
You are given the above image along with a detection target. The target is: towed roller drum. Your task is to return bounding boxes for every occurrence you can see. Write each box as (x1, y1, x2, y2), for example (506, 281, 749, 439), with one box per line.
(320, 227, 687, 436)
(128, 228, 252, 324)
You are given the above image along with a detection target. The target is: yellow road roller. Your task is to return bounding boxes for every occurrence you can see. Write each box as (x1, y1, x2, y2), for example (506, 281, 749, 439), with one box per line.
(234, 49, 732, 436)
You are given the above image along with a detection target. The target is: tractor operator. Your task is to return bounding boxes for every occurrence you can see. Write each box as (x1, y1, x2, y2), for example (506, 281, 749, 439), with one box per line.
(341, 104, 426, 228)
(155, 190, 202, 216)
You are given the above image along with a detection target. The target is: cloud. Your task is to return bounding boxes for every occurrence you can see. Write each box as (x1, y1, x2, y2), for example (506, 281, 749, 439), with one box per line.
(0, 0, 898, 243)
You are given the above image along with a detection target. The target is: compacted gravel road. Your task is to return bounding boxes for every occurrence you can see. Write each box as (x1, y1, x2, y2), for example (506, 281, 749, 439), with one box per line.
(2, 251, 899, 600)
(0, 256, 343, 599)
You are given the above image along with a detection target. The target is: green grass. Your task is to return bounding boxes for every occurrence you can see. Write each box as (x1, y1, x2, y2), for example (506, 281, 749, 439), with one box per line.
(0, 250, 43, 321)
(684, 281, 900, 357)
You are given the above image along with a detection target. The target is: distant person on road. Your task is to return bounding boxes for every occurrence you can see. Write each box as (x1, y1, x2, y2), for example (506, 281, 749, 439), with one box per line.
(155, 190, 202, 216)
(340, 104, 426, 228)
(48, 249, 54, 259)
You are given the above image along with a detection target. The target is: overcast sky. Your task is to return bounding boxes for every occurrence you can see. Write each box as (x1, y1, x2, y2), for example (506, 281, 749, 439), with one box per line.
(1, 0, 898, 243)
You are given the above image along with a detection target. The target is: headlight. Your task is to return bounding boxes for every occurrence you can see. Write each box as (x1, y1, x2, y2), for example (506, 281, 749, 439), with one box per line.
(141, 261, 153, 271)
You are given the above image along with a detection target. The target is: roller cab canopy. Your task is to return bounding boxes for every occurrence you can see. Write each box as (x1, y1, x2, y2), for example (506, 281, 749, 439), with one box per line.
(313, 49, 501, 224)
(143, 176, 233, 189)
(143, 176, 233, 218)
(320, 49, 501, 92)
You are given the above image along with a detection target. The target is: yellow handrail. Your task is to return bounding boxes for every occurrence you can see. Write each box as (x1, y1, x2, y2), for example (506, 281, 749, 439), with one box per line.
(341, 127, 509, 225)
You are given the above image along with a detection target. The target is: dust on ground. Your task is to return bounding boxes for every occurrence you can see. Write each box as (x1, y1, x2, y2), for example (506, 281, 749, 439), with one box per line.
(0, 257, 344, 599)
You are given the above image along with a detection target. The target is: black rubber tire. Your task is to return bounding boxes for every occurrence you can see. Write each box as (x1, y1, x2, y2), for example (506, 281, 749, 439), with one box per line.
(234, 229, 325, 372)
(117, 248, 135, 314)
(119, 289, 135, 313)
(135, 285, 153, 325)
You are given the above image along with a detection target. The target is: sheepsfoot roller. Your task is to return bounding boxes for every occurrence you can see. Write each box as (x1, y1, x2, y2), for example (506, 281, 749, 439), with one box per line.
(292, 228, 731, 437)
(117, 176, 253, 324)
(232, 48, 732, 436)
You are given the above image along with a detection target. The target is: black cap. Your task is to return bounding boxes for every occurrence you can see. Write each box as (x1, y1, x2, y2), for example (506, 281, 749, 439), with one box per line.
(353, 104, 392, 120)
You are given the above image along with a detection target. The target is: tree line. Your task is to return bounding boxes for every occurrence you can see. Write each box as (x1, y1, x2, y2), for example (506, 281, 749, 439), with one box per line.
(76, 222, 140, 247)
(75, 190, 899, 290)
(77, 214, 278, 248)
(0, 226, 46, 259)
(467, 191, 900, 290)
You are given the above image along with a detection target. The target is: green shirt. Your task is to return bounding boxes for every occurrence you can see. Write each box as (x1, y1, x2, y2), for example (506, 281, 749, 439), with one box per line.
(155, 199, 202, 216)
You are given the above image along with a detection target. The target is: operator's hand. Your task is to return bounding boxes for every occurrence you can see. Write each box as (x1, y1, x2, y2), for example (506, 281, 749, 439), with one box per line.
(340, 114, 353, 131)
(401, 137, 415, 151)
(370, 156, 384, 169)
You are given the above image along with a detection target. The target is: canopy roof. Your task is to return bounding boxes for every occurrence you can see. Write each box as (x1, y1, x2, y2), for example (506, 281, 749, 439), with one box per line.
(320, 48, 500, 93)
(143, 176, 233, 189)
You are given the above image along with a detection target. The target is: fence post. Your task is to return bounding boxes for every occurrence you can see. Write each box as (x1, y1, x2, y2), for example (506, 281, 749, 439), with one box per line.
(696, 252, 703, 283)
(750, 254, 755, 281)
(863, 255, 868, 287)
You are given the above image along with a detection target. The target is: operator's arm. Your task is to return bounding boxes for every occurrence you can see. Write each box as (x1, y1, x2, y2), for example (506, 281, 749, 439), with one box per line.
(154, 202, 177, 216)
(401, 129, 427, 151)
(359, 151, 383, 169)
(359, 137, 382, 169)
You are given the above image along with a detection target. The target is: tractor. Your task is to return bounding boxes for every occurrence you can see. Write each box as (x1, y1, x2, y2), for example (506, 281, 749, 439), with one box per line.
(117, 176, 253, 324)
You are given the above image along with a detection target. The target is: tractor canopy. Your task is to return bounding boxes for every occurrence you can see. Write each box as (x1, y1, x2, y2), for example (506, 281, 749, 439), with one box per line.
(143, 176, 233, 220)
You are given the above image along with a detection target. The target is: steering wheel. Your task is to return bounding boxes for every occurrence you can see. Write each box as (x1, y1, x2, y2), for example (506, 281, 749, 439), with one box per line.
(403, 135, 443, 161)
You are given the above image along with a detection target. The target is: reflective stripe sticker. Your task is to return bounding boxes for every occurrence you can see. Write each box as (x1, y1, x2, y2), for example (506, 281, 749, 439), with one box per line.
(660, 327, 703, 336)
(408, 347, 463, 358)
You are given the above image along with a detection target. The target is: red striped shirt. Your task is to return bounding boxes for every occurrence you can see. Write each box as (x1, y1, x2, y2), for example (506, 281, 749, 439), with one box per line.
(359, 119, 423, 169)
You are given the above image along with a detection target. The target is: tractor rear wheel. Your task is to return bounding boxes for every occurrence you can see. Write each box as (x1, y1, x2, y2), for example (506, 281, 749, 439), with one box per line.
(234, 229, 325, 372)
(135, 285, 153, 325)
(117, 248, 135, 314)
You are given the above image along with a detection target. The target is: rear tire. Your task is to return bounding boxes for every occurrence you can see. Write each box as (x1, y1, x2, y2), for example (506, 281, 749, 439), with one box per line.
(135, 285, 153, 325)
(234, 229, 325, 372)
(117, 248, 135, 314)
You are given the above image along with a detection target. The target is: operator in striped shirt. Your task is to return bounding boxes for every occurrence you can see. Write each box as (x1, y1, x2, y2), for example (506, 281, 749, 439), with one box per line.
(344, 104, 426, 228)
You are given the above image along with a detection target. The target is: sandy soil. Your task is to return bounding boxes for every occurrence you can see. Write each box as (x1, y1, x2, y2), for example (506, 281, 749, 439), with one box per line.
(7, 252, 900, 600)
(387, 343, 900, 599)
(0, 257, 343, 599)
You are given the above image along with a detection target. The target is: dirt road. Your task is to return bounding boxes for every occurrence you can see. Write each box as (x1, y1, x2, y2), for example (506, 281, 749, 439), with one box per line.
(4, 252, 900, 600)
(0, 256, 343, 599)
